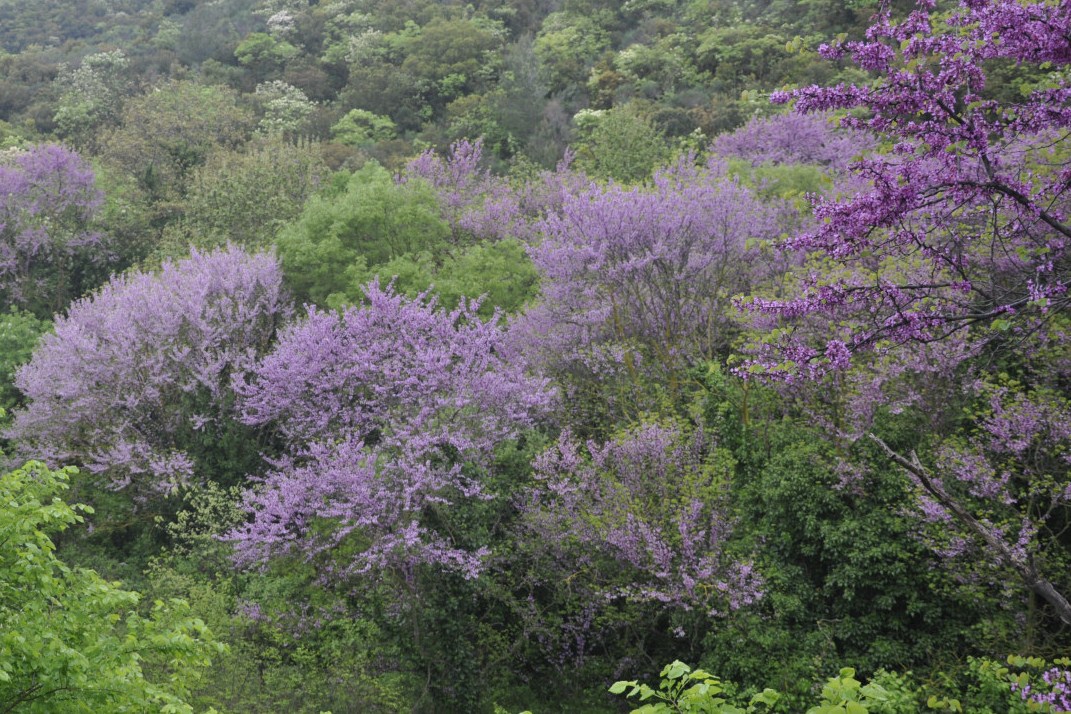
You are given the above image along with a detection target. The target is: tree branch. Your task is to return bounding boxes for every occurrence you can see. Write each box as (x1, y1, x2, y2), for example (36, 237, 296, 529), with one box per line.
(867, 433, 1071, 625)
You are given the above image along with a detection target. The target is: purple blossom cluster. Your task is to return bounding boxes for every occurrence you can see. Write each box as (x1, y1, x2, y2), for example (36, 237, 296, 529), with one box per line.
(0, 144, 110, 314)
(404, 138, 525, 242)
(523, 422, 762, 615)
(226, 282, 555, 578)
(8, 245, 290, 494)
(1012, 665, 1071, 712)
(748, 0, 1071, 378)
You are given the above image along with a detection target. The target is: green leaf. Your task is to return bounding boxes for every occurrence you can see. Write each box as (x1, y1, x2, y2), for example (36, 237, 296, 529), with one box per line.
(665, 660, 690, 680)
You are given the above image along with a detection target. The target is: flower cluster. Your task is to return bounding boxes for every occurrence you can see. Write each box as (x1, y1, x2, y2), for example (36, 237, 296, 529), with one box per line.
(227, 282, 555, 578)
(8, 246, 289, 495)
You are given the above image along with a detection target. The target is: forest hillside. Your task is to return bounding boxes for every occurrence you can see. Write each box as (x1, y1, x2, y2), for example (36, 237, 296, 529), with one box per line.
(0, 0, 1069, 711)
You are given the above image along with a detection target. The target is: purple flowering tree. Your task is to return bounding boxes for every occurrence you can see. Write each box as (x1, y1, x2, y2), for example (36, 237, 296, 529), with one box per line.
(740, 0, 1071, 622)
(404, 138, 525, 242)
(526, 422, 762, 613)
(7, 246, 290, 498)
(515, 421, 762, 666)
(226, 282, 555, 579)
(0, 144, 113, 318)
(512, 156, 787, 422)
(710, 111, 874, 171)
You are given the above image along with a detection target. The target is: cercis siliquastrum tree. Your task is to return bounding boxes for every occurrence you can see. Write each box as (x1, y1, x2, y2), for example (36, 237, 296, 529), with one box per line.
(524, 421, 762, 611)
(512, 157, 787, 424)
(7, 246, 291, 499)
(0, 144, 112, 318)
(226, 282, 555, 580)
(741, 0, 1071, 621)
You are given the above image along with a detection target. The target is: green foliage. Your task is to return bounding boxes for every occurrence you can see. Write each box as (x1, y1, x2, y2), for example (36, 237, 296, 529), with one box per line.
(433, 239, 540, 315)
(276, 162, 537, 314)
(700, 390, 978, 698)
(610, 660, 779, 713)
(399, 17, 505, 106)
(725, 158, 832, 201)
(235, 32, 299, 69)
(806, 668, 902, 714)
(0, 309, 47, 417)
(574, 106, 670, 183)
(924, 655, 1071, 714)
(0, 462, 223, 713)
(331, 109, 397, 148)
(146, 490, 415, 714)
(276, 161, 449, 306)
(607, 658, 1070, 714)
(51, 50, 131, 149)
(254, 81, 316, 137)
(534, 12, 611, 94)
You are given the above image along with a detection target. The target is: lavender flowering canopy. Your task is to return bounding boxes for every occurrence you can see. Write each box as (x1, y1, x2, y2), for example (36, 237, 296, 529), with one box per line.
(227, 282, 555, 579)
(511, 156, 787, 418)
(8, 245, 290, 496)
(0, 143, 109, 317)
(710, 111, 873, 171)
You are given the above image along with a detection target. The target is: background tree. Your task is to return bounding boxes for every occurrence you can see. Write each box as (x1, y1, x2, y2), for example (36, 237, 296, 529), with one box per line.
(572, 105, 671, 183)
(51, 50, 132, 150)
(163, 138, 327, 253)
(0, 144, 115, 320)
(97, 81, 254, 207)
(0, 309, 47, 422)
(275, 161, 450, 307)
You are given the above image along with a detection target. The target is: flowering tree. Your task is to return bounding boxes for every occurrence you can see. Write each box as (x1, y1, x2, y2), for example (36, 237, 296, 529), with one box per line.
(227, 282, 554, 579)
(7, 246, 290, 498)
(0, 144, 112, 318)
(710, 111, 873, 171)
(746, 0, 1071, 377)
(743, 0, 1071, 622)
(525, 422, 762, 615)
(404, 138, 525, 242)
(513, 156, 786, 421)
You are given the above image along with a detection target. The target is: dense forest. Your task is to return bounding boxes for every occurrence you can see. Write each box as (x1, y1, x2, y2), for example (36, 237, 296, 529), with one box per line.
(0, 0, 1069, 711)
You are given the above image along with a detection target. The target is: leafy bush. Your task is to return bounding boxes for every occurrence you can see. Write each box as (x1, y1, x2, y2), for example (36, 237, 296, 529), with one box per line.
(0, 462, 223, 713)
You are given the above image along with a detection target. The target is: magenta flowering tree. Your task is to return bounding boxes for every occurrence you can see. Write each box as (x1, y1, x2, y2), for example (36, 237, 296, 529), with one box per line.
(512, 156, 787, 421)
(7, 246, 290, 498)
(740, 0, 1071, 622)
(0, 144, 113, 318)
(744, 0, 1071, 378)
(226, 282, 555, 579)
